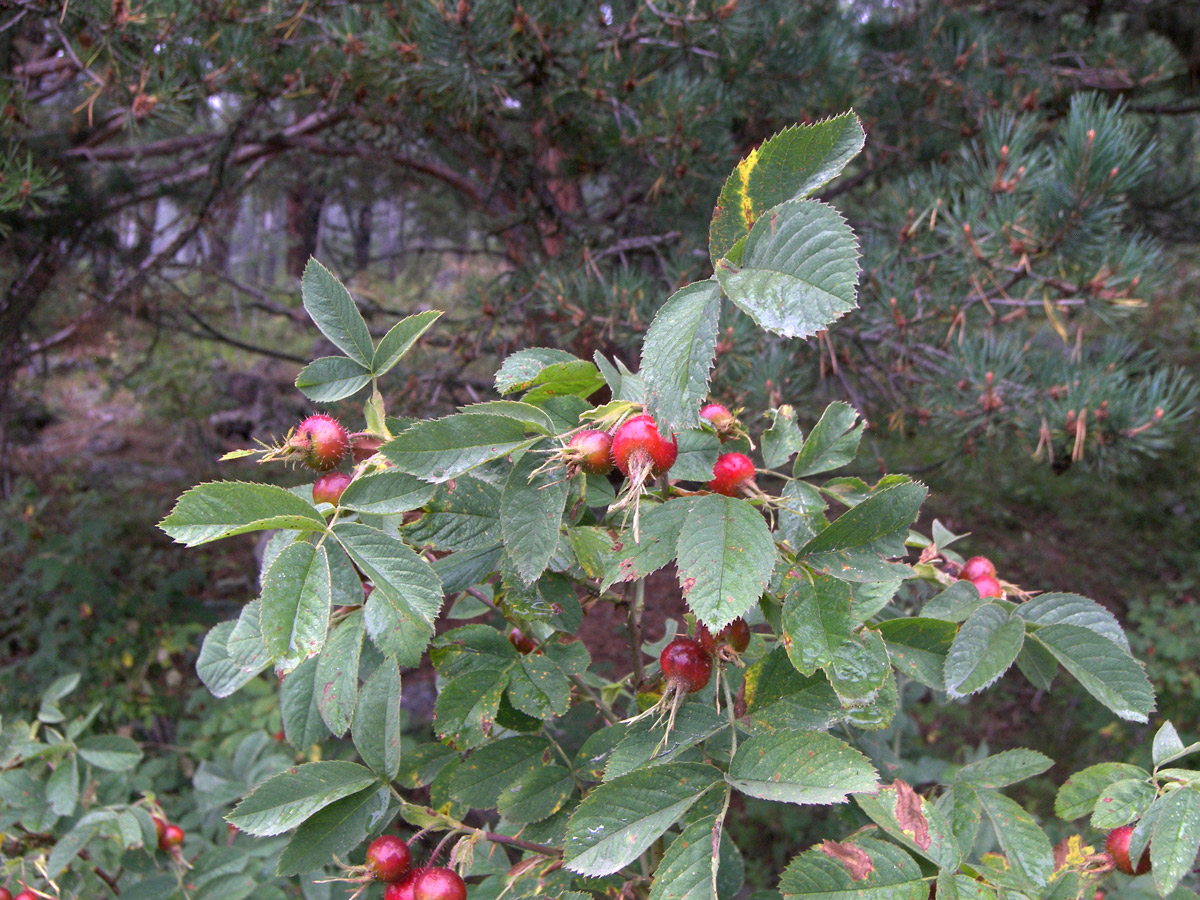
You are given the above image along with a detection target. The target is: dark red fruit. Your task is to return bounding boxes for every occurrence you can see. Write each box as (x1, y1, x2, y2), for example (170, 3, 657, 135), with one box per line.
(290, 413, 349, 471)
(660, 638, 713, 693)
(152, 815, 166, 841)
(508, 628, 536, 655)
(366, 834, 412, 883)
(700, 403, 733, 428)
(1107, 825, 1151, 876)
(568, 429, 614, 476)
(708, 452, 756, 497)
(971, 574, 1002, 599)
(413, 867, 467, 900)
(611, 415, 677, 478)
(386, 871, 422, 900)
(959, 556, 996, 581)
(159, 823, 184, 851)
(699, 619, 751, 655)
(0, 888, 13, 900)
(313, 471, 353, 505)
(12, 891, 34, 900)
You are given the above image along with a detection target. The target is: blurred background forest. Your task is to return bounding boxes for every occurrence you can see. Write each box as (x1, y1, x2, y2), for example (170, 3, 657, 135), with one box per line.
(2, 0, 1200, 880)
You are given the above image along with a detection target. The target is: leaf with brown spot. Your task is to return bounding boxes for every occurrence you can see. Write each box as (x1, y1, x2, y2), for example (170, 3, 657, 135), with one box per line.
(894, 779, 931, 850)
(819, 840, 874, 880)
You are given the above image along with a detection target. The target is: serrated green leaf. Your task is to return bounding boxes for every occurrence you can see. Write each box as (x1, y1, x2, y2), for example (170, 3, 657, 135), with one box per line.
(160, 482, 326, 547)
(352, 660, 402, 780)
(496, 348, 584, 394)
(502, 443, 570, 586)
(1015, 639, 1059, 690)
(792, 403, 864, 478)
(260, 541, 331, 674)
(226, 760, 378, 836)
(676, 494, 777, 631)
(563, 762, 722, 876)
(601, 498, 692, 590)
(799, 481, 926, 583)
(763, 405, 805, 469)
(459, 400, 555, 435)
(507, 653, 572, 720)
(1151, 786, 1200, 896)
(431, 623, 519, 677)
(373, 310, 443, 376)
(313, 610, 364, 737)
(778, 835, 926, 900)
(1031, 624, 1155, 723)
(877, 617, 957, 690)
(398, 742, 459, 790)
(198, 620, 268, 698)
(497, 765, 575, 825)
(944, 605, 1025, 698)
(434, 544, 503, 594)
(779, 479, 828, 548)
(954, 750, 1053, 789)
(383, 414, 537, 483)
(856, 780, 961, 869)
(716, 200, 859, 340)
(1015, 593, 1130, 652)
(295, 356, 372, 402)
(743, 649, 843, 735)
(978, 789, 1054, 888)
(1154, 723, 1187, 769)
(434, 668, 509, 750)
(302, 259, 374, 366)
(672, 429, 722, 483)
(228, 599, 271, 674)
(781, 569, 853, 676)
(1055, 763, 1151, 821)
(281, 655, 331, 750)
(641, 280, 722, 435)
(46, 814, 99, 877)
(709, 113, 865, 263)
(649, 814, 743, 900)
(46, 751, 77, 816)
(276, 785, 392, 876)
(844, 665, 898, 731)
(606, 703, 726, 780)
(828, 629, 890, 706)
(921, 581, 992, 623)
(404, 476, 501, 551)
(448, 736, 552, 808)
(77, 735, 142, 772)
(522, 360, 605, 404)
(339, 470, 436, 515)
(726, 732, 878, 804)
(335, 523, 443, 666)
(1091, 778, 1156, 829)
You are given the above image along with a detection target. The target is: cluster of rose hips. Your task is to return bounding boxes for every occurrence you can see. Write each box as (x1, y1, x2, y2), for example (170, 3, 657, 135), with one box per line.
(957, 555, 1003, 599)
(658, 618, 752, 695)
(0, 886, 38, 900)
(153, 815, 185, 854)
(266, 413, 381, 507)
(359, 835, 466, 900)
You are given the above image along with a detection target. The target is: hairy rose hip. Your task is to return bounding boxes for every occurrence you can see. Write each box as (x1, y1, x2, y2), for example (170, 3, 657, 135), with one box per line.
(567, 429, 614, 476)
(366, 834, 412, 883)
(386, 871, 421, 900)
(1106, 825, 1151, 876)
(413, 867, 467, 900)
(508, 627, 536, 655)
(611, 414, 678, 477)
(288, 413, 349, 471)
(660, 637, 713, 693)
(971, 574, 1003, 599)
(709, 452, 756, 497)
(699, 618, 751, 655)
(312, 471, 352, 505)
(159, 823, 184, 851)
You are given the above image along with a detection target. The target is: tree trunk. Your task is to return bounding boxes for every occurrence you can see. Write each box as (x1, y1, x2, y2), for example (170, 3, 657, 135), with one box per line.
(286, 181, 326, 278)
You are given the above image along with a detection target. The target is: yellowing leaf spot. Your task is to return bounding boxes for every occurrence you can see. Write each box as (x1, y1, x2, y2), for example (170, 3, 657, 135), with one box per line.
(736, 147, 760, 229)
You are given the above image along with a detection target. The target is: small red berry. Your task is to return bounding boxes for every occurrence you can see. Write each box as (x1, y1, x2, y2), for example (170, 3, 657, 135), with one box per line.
(413, 867, 467, 900)
(699, 619, 751, 655)
(386, 871, 422, 900)
(611, 415, 678, 478)
(1106, 825, 1151, 876)
(508, 628, 536, 655)
(568, 429, 614, 476)
(660, 638, 713, 693)
(313, 471, 353, 505)
(366, 834, 412, 883)
(708, 452, 756, 496)
(152, 816, 166, 841)
(959, 556, 996, 581)
(290, 414, 349, 471)
(159, 823, 184, 851)
(971, 574, 1003, 599)
(700, 403, 733, 428)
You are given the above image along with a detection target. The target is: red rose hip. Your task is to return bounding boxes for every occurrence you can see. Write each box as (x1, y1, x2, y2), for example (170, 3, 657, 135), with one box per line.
(568, 429, 614, 476)
(159, 823, 184, 851)
(699, 619, 751, 655)
(959, 556, 996, 581)
(0, 888, 13, 900)
(611, 415, 677, 478)
(413, 867, 467, 900)
(289, 413, 349, 471)
(660, 638, 713, 693)
(508, 627, 536, 655)
(708, 452, 756, 496)
(386, 871, 421, 900)
(700, 403, 733, 428)
(971, 574, 1002, 599)
(366, 834, 412, 883)
(313, 471, 353, 505)
(1106, 825, 1151, 876)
